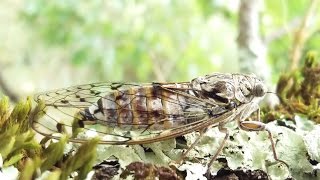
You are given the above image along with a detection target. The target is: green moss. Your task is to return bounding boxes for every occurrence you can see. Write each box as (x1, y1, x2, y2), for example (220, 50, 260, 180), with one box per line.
(60, 138, 99, 180)
(19, 157, 42, 180)
(0, 97, 40, 171)
(0, 97, 102, 179)
(40, 135, 68, 172)
(0, 97, 31, 134)
(265, 51, 320, 123)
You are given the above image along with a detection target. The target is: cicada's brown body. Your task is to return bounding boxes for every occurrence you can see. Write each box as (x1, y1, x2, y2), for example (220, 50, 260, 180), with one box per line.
(32, 73, 266, 143)
(83, 83, 196, 130)
(32, 73, 288, 169)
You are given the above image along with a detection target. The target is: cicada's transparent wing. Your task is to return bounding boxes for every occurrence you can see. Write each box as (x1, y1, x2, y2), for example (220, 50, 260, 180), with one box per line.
(32, 82, 236, 144)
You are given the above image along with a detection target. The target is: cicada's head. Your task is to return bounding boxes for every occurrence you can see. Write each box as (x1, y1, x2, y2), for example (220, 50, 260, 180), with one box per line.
(235, 74, 267, 103)
(191, 73, 267, 104)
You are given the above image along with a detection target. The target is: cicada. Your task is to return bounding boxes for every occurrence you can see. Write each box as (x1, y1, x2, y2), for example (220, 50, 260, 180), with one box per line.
(31, 73, 287, 169)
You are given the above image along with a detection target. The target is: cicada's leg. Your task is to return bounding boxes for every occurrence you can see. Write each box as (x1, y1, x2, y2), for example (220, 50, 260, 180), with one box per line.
(175, 128, 208, 165)
(239, 120, 289, 167)
(256, 107, 261, 122)
(207, 123, 229, 169)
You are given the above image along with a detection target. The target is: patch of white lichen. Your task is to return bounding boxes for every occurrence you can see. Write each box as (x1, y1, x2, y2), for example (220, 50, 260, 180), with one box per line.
(80, 115, 320, 179)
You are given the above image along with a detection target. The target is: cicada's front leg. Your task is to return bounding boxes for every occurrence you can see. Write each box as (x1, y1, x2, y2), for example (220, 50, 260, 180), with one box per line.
(239, 119, 289, 168)
(206, 123, 229, 169)
(173, 122, 230, 171)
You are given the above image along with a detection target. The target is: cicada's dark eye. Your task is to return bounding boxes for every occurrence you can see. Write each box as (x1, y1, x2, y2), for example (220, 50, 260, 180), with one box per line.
(254, 83, 266, 97)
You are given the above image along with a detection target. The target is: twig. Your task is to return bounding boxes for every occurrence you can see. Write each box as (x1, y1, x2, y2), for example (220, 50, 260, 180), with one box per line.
(264, 17, 301, 44)
(290, 0, 319, 70)
(0, 70, 19, 103)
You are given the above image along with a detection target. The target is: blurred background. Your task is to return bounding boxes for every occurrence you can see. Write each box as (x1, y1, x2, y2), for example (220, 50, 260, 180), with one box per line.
(0, 0, 319, 103)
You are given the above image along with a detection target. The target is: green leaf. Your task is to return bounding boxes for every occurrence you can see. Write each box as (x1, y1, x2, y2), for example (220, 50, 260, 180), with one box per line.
(304, 51, 317, 68)
(60, 138, 99, 179)
(71, 115, 84, 138)
(3, 153, 24, 167)
(0, 125, 20, 158)
(41, 135, 68, 172)
(19, 157, 41, 180)
(0, 135, 16, 159)
(29, 99, 46, 123)
(6, 97, 32, 133)
(11, 130, 40, 155)
(0, 96, 10, 128)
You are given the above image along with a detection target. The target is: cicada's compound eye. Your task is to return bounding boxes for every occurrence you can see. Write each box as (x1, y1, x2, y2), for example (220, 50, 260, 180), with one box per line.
(253, 83, 267, 97)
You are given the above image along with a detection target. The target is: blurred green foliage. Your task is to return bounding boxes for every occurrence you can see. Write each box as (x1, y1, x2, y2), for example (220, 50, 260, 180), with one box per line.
(20, 0, 240, 83)
(0, 97, 40, 169)
(0, 0, 318, 100)
(18, 0, 319, 85)
(264, 0, 319, 81)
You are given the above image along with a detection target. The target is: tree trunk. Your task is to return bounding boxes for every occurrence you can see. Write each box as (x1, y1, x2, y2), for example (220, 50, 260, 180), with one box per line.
(237, 0, 270, 82)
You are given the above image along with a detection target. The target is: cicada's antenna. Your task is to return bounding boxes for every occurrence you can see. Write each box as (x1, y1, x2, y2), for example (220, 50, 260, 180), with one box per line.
(266, 91, 278, 95)
(266, 91, 283, 100)
(266, 91, 281, 99)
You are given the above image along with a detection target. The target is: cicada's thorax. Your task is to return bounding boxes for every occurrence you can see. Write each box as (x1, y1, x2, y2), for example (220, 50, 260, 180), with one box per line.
(190, 74, 236, 105)
(190, 73, 267, 106)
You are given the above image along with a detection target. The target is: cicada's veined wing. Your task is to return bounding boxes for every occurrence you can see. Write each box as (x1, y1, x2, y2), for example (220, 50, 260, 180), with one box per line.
(30, 73, 289, 171)
(32, 82, 238, 144)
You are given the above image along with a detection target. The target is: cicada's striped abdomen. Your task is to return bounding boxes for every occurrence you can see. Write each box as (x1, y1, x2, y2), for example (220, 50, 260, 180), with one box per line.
(80, 83, 205, 130)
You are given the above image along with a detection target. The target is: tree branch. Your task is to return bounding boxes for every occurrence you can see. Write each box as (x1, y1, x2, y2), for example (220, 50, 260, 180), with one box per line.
(289, 0, 319, 70)
(264, 17, 301, 44)
(237, 0, 270, 82)
(0, 69, 19, 103)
